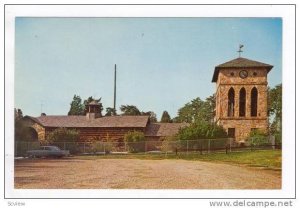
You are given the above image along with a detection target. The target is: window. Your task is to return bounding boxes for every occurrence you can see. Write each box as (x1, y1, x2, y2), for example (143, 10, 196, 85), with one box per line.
(239, 88, 246, 117)
(227, 88, 235, 117)
(251, 87, 258, 117)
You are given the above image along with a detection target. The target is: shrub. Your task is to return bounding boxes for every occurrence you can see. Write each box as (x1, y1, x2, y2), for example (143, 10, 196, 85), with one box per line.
(45, 128, 80, 154)
(176, 120, 227, 141)
(248, 129, 268, 146)
(161, 136, 180, 152)
(124, 131, 145, 153)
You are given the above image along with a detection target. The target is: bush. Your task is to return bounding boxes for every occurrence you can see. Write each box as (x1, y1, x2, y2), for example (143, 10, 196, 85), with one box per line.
(248, 129, 268, 146)
(124, 131, 145, 153)
(161, 136, 180, 152)
(176, 120, 227, 141)
(45, 128, 80, 154)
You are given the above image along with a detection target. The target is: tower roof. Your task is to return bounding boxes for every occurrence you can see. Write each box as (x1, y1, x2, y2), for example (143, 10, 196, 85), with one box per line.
(212, 57, 273, 82)
(87, 100, 100, 105)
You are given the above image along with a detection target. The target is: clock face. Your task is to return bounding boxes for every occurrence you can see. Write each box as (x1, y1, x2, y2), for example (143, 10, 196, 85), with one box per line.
(239, 70, 248, 79)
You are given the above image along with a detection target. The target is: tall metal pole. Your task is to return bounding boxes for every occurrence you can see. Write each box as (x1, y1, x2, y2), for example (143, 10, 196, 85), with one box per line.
(113, 64, 117, 115)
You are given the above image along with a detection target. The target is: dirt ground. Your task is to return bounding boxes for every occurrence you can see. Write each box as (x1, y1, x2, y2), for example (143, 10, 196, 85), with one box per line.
(14, 157, 281, 189)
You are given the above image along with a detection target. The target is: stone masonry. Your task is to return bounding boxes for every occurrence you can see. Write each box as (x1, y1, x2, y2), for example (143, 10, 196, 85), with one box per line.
(213, 57, 273, 142)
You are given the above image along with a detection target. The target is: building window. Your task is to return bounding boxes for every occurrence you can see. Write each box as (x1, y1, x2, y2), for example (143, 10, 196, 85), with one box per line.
(227, 88, 235, 117)
(239, 88, 246, 117)
(251, 87, 258, 117)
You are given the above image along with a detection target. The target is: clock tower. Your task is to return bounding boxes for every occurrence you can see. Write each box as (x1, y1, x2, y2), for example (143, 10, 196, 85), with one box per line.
(212, 57, 273, 142)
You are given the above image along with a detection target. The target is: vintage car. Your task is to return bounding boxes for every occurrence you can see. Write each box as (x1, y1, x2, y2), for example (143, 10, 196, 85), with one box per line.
(26, 146, 70, 158)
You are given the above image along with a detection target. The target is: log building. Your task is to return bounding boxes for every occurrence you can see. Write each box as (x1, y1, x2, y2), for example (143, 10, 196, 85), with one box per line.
(23, 101, 187, 142)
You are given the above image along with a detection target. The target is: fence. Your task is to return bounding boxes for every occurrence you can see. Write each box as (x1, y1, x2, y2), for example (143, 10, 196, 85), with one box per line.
(15, 138, 281, 157)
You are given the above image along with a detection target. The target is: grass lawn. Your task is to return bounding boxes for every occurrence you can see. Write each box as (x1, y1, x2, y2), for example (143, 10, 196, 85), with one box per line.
(78, 150, 282, 170)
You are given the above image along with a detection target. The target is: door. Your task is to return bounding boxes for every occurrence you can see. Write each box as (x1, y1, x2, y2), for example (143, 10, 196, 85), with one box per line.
(228, 128, 235, 138)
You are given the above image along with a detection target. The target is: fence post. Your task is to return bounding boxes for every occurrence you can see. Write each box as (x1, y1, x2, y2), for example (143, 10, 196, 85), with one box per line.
(186, 140, 189, 154)
(200, 142, 203, 155)
(208, 139, 210, 153)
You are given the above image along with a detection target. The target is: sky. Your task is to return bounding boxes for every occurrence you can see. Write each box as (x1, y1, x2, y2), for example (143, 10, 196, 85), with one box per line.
(15, 18, 282, 118)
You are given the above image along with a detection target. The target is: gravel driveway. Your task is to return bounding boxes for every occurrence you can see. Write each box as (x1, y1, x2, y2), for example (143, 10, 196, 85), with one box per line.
(14, 158, 281, 189)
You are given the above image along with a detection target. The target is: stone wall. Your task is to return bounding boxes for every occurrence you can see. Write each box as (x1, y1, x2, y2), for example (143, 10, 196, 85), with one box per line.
(22, 117, 46, 142)
(219, 119, 268, 142)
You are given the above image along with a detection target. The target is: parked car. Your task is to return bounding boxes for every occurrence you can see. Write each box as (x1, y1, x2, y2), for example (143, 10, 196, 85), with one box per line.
(27, 146, 70, 158)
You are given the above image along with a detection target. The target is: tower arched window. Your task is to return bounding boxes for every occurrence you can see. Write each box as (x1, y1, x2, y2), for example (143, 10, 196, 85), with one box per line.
(251, 87, 258, 117)
(239, 88, 246, 117)
(227, 88, 235, 117)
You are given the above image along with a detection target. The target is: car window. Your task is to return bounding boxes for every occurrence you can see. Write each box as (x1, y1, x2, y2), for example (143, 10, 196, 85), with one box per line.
(51, 146, 61, 151)
(40, 147, 45, 150)
(44, 147, 51, 151)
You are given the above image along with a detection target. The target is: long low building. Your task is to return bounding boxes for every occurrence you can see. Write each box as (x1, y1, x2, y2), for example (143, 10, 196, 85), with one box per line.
(22, 101, 187, 143)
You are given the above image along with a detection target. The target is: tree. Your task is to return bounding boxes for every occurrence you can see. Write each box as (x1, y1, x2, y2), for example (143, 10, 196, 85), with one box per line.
(160, 111, 172, 123)
(105, 107, 116, 116)
(175, 96, 215, 123)
(45, 128, 80, 153)
(268, 84, 282, 143)
(120, 105, 141, 115)
(176, 120, 227, 141)
(124, 131, 146, 153)
(68, 95, 84, 115)
(15, 108, 23, 121)
(141, 111, 157, 122)
(68, 95, 104, 116)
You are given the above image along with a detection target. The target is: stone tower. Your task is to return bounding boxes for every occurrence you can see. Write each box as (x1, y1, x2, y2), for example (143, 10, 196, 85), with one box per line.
(212, 57, 273, 142)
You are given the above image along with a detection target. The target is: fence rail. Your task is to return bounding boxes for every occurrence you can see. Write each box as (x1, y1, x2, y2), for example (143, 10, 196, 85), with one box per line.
(14, 138, 281, 157)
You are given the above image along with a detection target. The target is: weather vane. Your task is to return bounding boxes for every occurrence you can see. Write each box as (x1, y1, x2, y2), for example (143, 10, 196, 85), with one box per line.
(237, 44, 244, 57)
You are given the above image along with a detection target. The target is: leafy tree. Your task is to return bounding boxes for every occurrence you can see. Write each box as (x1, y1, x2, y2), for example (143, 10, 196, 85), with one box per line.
(14, 108, 37, 141)
(46, 128, 80, 143)
(45, 128, 80, 153)
(176, 120, 227, 141)
(120, 105, 141, 115)
(124, 131, 146, 153)
(160, 111, 172, 123)
(141, 111, 157, 122)
(268, 84, 282, 143)
(68, 95, 84, 115)
(15, 108, 23, 121)
(175, 96, 215, 123)
(68, 95, 104, 116)
(105, 107, 116, 116)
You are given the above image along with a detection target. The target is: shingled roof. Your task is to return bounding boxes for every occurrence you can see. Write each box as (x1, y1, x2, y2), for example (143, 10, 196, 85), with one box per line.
(26, 115, 150, 128)
(212, 57, 273, 82)
(145, 123, 189, 137)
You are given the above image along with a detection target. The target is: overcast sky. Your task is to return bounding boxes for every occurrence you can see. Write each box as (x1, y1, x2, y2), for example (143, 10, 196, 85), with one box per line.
(15, 17, 282, 118)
